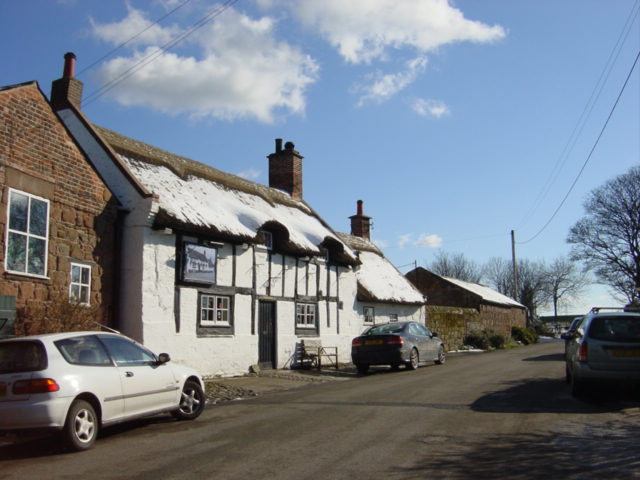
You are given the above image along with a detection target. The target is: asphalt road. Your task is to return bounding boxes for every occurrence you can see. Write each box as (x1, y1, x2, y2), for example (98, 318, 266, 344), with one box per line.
(2, 340, 639, 480)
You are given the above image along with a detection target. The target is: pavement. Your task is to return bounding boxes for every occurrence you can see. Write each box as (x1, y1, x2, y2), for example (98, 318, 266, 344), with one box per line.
(203, 366, 359, 404)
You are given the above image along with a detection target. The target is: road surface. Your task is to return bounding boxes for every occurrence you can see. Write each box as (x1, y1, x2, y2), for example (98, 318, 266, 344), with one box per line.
(2, 340, 638, 479)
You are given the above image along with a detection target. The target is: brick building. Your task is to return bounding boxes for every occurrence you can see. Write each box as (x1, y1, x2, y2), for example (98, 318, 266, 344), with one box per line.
(406, 267, 526, 349)
(0, 79, 119, 335)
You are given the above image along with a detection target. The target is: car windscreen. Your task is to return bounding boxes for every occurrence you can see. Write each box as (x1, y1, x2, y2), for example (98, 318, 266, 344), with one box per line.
(588, 316, 640, 343)
(365, 324, 406, 335)
(0, 340, 47, 373)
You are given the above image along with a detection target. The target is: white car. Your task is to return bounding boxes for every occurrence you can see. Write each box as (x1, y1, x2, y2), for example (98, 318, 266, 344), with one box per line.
(0, 331, 205, 451)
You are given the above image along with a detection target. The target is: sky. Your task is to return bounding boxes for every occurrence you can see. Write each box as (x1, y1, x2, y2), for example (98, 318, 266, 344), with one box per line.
(1, 0, 638, 315)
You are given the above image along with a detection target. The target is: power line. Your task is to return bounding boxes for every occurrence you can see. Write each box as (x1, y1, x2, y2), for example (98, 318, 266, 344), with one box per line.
(519, 49, 640, 245)
(517, 0, 640, 229)
(76, 0, 194, 78)
(83, 0, 240, 107)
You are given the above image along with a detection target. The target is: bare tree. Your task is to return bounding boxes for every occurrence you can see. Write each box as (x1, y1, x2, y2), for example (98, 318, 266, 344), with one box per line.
(428, 251, 483, 283)
(483, 257, 547, 321)
(567, 166, 640, 303)
(541, 256, 589, 317)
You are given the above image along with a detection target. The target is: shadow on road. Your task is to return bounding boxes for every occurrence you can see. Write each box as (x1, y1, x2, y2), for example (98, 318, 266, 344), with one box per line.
(394, 420, 640, 480)
(521, 353, 566, 362)
(472, 378, 640, 414)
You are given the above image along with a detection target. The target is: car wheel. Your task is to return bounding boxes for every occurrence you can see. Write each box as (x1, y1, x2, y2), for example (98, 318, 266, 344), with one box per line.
(355, 363, 369, 375)
(435, 345, 446, 365)
(171, 380, 205, 420)
(407, 348, 419, 370)
(64, 399, 98, 451)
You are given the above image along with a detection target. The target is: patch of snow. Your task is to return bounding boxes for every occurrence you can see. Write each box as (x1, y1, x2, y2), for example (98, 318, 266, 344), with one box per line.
(356, 250, 424, 303)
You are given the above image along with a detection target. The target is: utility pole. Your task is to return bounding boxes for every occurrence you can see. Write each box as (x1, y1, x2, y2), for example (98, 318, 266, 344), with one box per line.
(511, 230, 519, 300)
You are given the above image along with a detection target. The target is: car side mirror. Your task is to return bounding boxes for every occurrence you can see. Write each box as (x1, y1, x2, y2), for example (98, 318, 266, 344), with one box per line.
(157, 353, 171, 364)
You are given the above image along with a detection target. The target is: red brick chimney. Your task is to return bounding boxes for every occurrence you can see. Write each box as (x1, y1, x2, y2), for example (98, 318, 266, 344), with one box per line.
(350, 200, 372, 240)
(268, 139, 303, 200)
(51, 52, 84, 111)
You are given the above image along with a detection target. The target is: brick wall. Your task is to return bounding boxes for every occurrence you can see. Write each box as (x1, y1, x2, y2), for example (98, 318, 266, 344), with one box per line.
(0, 82, 119, 330)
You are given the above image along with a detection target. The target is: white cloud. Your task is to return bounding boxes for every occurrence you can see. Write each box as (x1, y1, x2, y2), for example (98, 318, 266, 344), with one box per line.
(90, 6, 180, 47)
(286, 0, 506, 64)
(355, 57, 427, 106)
(398, 234, 413, 248)
(414, 234, 443, 248)
(412, 98, 450, 118)
(90, 7, 318, 123)
(236, 168, 261, 180)
(372, 238, 388, 249)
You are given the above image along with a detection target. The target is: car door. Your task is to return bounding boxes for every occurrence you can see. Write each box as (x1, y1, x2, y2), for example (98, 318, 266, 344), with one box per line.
(98, 335, 179, 418)
(407, 323, 429, 361)
(53, 335, 125, 423)
(416, 323, 439, 360)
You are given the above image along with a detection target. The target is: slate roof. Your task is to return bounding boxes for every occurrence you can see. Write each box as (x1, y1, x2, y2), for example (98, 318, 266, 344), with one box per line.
(440, 275, 525, 308)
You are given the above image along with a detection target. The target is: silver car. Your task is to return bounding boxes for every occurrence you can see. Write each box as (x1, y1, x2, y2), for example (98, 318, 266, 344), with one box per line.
(351, 321, 446, 374)
(0, 332, 205, 451)
(565, 307, 640, 397)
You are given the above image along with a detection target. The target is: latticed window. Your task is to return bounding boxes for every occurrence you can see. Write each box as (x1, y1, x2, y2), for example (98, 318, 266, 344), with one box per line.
(200, 294, 230, 326)
(296, 303, 316, 328)
(70, 263, 91, 305)
(5, 189, 49, 277)
(364, 306, 375, 324)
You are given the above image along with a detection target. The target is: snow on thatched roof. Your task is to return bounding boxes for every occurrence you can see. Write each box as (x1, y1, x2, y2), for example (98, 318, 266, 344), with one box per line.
(95, 126, 356, 263)
(338, 233, 424, 305)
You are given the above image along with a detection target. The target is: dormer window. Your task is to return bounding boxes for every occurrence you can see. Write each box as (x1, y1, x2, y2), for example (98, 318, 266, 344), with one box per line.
(262, 231, 273, 250)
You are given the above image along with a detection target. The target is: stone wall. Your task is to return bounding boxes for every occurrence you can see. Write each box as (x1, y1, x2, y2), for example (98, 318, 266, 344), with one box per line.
(0, 82, 119, 331)
(427, 303, 527, 350)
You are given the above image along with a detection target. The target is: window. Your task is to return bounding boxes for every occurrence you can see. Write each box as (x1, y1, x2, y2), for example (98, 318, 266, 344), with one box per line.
(98, 335, 156, 367)
(389, 314, 398, 323)
(70, 263, 91, 305)
(182, 243, 217, 284)
(261, 231, 273, 250)
(200, 294, 231, 327)
(55, 335, 111, 366)
(5, 189, 49, 276)
(364, 306, 375, 324)
(296, 303, 317, 329)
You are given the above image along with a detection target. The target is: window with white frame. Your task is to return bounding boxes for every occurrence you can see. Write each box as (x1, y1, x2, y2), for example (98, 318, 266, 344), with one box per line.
(199, 294, 230, 326)
(69, 263, 91, 305)
(389, 314, 398, 322)
(364, 306, 375, 324)
(296, 303, 317, 329)
(5, 189, 49, 276)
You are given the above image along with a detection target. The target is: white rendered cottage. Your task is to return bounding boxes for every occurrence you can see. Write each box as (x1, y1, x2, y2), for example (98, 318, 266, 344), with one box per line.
(50, 53, 426, 375)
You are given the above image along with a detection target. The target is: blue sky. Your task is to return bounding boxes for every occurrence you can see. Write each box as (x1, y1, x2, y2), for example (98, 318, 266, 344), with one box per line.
(2, 0, 638, 314)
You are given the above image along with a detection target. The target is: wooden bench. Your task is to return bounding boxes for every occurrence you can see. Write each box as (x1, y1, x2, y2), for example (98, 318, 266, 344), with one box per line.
(299, 339, 338, 370)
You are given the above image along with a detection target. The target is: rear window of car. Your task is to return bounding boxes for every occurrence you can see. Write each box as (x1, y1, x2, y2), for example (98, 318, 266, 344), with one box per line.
(0, 341, 47, 373)
(366, 324, 406, 335)
(587, 316, 640, 343)
(54, 335, 112, 366)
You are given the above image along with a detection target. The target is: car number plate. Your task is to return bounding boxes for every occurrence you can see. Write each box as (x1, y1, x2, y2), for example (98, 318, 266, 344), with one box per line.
(611, 349, 640, 358)
(0, 382, 6, 397)
(365, 340, 383, 345)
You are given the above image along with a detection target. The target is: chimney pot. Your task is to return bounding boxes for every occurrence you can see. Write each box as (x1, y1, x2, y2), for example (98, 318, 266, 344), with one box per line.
(284, 141, 295, 151)
(357, 200, 364, 216)
(63, 52, 76, 79)
(275, 138, 283, 153)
